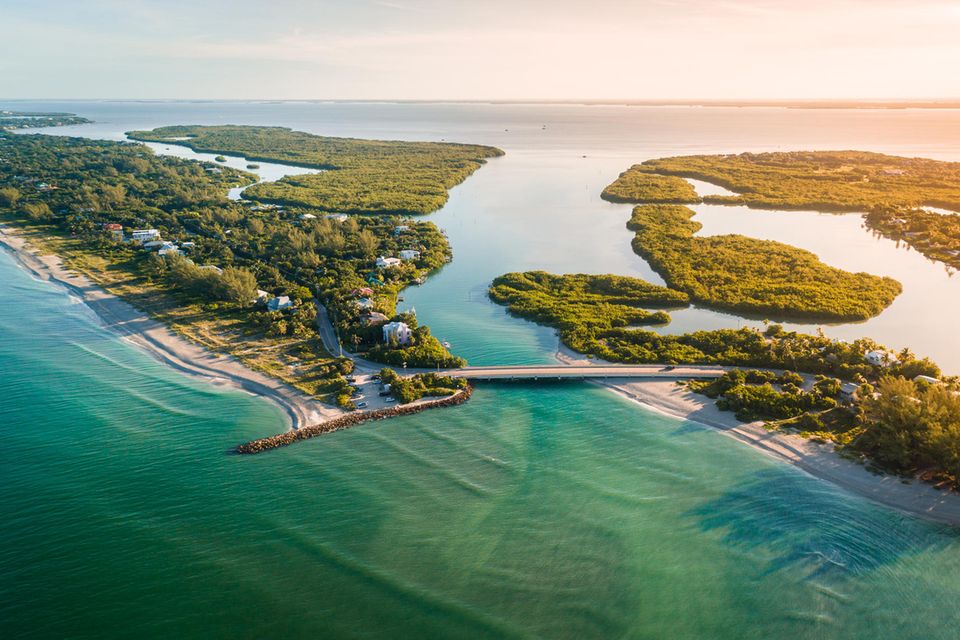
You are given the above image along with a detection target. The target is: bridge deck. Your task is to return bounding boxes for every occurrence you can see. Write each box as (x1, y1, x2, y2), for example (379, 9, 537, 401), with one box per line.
(444, 365, 726, 381)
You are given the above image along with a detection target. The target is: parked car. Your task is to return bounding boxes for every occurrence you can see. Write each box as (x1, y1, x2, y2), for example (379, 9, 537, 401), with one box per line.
(385, 398, 396, 403)
(357, 402, 368, 408)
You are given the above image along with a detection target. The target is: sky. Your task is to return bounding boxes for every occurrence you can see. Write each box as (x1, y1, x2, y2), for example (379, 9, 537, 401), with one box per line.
(2, 0, 959, 100)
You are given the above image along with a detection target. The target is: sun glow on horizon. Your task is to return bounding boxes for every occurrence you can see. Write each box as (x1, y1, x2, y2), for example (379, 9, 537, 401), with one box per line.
(2, 0, 959, 100)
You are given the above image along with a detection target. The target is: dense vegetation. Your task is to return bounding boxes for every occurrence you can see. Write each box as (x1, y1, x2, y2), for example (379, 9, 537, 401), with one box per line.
(616, 151, 960, 270)
(379, 368, 468, 404)
(362, 312, 465, 368)
(489, 271, 687, 331)
(688, 369, 841, 422)
(127, 125, 504, 215)
(0, 130, 483, 402)
(865, 205, 960, 270)
(626, 204, 902, 321)
(690, 369, 960, 489)
(0, 110, 92, 130)
(859, 376, 960, 486)
(629, 151, 960, 211)
(600, 171, 699, 204)
(485, 275, 940, 378)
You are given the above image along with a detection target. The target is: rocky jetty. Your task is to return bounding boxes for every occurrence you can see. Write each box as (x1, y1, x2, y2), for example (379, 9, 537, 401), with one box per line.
(235, 386, 473, 454)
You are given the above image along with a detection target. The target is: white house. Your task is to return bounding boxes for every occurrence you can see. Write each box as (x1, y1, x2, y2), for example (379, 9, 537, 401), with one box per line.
(865, 350, 898, 367)
(158, 244, 181, 257)
(382, 321, 412, 345)
(267, 296, 293, 312)
(131, 229, 160, 243)
(393, 225, 410, 236)
(399, 249, 421, 261)
(376, 256, 402, 269)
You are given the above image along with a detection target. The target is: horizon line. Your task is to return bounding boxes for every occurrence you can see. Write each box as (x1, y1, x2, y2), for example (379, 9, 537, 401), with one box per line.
(5, 97, 960, 109)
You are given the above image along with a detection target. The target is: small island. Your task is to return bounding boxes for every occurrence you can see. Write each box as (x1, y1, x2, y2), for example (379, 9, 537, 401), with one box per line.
(128, 125, 504, 215)
(0, 110, 92, 130)
(608, 150, 960, 270)
(625, 203, 901, 321)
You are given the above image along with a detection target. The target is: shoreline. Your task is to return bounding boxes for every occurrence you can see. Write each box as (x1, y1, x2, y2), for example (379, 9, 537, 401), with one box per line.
(554, 346, 960, 527)
(605, 379, 960, 527)
(5, 218, 960, 524)
(0, 223, 342, 431)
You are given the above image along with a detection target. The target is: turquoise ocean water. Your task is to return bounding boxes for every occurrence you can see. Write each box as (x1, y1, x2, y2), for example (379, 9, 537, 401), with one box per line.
(3, 102, 960, 638)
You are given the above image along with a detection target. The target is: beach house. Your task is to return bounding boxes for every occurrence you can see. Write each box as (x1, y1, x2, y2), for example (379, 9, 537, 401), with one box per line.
(382, 321, 412, 345)
(267, 296, 294, 311)
(376, 256, 402, 269)
(361, 311, 389, 326)
(130, 229, 160, 243)
(157, 242, 181, 257)
(399, 249, 421, 261)
(865, 350, 898, 367)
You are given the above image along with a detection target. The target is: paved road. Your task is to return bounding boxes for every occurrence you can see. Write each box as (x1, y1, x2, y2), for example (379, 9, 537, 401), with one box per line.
(316, 303, 728, 381)
(444, 364, 727, 380)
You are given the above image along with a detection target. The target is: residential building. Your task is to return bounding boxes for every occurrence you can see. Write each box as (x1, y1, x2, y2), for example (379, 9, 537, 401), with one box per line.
(865, 350, 898, 367)
(158, 243, 181, 257)
(376, 256, 402, 269)
(267, 296, 294, 311)
(383, 321, 412, 345)
(399, 249, 421, 261)
(361, 311, 389, 326)
(131, 229, 160, 243)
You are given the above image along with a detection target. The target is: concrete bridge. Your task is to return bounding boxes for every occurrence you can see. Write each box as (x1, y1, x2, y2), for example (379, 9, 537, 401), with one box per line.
(316, 304, 728, 383)
(442, 364, 727, 381)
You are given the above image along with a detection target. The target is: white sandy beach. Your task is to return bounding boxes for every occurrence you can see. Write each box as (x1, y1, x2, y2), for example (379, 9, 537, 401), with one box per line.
(0, 224, 342, 431)
(555, 346, 960, 526)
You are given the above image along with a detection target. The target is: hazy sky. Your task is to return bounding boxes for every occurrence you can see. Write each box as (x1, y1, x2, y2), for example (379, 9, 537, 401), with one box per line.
(3, 0, 959, 100)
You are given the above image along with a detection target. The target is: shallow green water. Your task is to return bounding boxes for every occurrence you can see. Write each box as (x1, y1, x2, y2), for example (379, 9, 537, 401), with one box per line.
(5, 101, 960, 637)
(2, 248, 960, 639)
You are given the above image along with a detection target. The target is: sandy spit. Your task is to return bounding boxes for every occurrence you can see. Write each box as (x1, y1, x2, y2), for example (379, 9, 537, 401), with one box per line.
(554, 345, 960, 526)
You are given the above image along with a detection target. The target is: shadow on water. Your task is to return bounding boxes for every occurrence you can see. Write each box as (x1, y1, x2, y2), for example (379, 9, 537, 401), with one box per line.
(687, 468, 959, 579)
